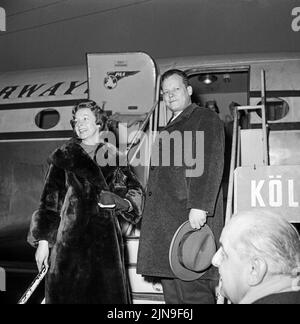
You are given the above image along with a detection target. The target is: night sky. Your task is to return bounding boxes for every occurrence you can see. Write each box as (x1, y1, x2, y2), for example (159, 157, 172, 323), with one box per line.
(0, 0, 300, 72)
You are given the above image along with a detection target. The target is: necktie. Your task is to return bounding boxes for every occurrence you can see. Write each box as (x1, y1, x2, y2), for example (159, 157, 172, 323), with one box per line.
(167, 114, 175, 126)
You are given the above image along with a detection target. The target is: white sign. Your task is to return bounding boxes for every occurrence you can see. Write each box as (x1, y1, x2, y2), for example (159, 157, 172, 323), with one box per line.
(234, 165, 300, 223)
(292, 7, 300, 32)
(0, 7, 6, 32)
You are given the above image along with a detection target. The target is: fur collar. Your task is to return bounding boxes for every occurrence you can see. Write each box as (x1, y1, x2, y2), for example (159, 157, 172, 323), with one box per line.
(49, 138, 109, 190)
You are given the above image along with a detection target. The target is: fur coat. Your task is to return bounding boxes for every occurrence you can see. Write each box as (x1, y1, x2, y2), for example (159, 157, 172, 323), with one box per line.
(27, 139, 144, 304)
(137, 104, 224, 279)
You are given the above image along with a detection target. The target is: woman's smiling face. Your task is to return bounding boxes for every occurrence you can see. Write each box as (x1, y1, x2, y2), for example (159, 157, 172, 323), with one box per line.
(74, 107, 99, 144)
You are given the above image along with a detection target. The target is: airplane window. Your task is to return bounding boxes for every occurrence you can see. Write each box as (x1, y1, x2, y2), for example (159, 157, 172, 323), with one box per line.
(35, 109, 60, 130)
(256, 98, 289, 121)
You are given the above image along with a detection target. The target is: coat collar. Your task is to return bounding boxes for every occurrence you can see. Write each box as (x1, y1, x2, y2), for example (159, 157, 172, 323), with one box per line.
(239, 275, 300, 304)
(49, 138, 109, 190)
(164, 103, 199, 129)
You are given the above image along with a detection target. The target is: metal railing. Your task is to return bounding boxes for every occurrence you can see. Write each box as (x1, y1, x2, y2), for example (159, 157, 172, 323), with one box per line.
(218, 70, 270, 304)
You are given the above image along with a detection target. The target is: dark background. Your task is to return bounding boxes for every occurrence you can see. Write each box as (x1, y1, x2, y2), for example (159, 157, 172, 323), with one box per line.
(0, 0, 300, 72)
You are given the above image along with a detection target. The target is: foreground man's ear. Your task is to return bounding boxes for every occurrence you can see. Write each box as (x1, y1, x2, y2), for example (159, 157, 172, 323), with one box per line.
(248, 256, 268, 286)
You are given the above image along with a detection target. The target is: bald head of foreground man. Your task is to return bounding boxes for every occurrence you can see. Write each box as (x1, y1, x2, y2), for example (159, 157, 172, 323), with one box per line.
(212, 210, 300, 304)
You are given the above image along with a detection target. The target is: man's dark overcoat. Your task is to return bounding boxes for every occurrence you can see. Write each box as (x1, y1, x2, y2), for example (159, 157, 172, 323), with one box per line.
(28, 139, 144, 304)
(137, 104, 224, 278)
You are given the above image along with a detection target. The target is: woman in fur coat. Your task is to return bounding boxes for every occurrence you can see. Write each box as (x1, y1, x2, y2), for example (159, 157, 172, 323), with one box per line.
(27, 100, 145, 304)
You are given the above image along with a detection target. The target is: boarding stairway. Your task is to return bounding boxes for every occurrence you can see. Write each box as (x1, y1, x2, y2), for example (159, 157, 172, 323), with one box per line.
(226, 70, 300, 225)
(225, 70, 268, 225)
(219, 70, 300, 304)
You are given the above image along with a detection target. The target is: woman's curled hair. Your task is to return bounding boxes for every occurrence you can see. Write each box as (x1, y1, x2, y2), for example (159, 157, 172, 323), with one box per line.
(70, 100, 108, 131)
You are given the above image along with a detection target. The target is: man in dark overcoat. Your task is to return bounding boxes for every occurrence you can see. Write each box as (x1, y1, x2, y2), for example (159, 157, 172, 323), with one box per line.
(137, 69, 225, 304)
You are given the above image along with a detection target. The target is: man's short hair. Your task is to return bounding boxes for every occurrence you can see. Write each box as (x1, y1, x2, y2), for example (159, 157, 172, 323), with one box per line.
(232, 211, 300, 276)
(161, 69, 190, 88)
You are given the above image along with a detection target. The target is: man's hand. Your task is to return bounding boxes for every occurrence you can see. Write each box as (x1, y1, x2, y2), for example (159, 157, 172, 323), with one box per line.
(189, 209, 207, 229)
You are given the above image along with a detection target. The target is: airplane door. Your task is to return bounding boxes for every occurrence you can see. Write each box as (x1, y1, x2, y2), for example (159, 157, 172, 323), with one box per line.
(86, 52, 160, 188)
(86, 52, 159, 115)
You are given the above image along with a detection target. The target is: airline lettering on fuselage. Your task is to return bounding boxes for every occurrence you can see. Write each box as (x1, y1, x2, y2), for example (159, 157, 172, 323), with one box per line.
(0, 80, 88, 100)
(292, 7, 300, 32)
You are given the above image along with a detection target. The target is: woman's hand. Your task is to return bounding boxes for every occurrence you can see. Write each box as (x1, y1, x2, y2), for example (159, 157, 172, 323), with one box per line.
(98, 191, 132, 211)
(35, 240, 49, 272)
